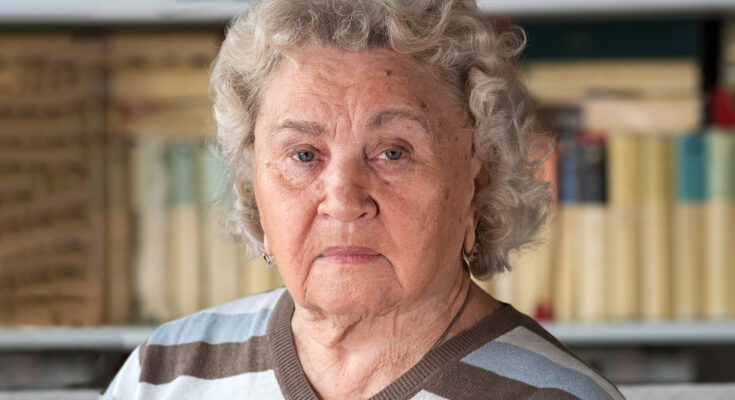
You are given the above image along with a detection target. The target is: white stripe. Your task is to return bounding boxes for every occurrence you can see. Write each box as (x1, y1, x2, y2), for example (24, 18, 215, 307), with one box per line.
(135, 370, 285, 400)
(496, 327, 623, 399)
(410, 390, 450, 400)
(103, 346, 142, 399)
(200, 287, 286, 315)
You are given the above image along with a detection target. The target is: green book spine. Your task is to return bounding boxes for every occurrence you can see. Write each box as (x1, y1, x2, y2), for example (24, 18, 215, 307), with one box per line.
(672, 133, 706, 319)
(167, 140, 201, 318)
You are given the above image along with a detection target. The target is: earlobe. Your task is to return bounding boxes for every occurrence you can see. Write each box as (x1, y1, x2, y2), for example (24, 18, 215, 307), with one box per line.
(463, 223, 476, 254)
(263, 233, 271, 254)
(262, 234, 275, 265)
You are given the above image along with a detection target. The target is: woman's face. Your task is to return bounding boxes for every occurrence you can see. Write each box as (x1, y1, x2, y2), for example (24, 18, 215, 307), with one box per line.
(253, 45, 481, 316)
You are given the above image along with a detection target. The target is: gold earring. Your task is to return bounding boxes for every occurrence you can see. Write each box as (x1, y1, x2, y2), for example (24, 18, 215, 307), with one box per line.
(462, 242, 478, 269)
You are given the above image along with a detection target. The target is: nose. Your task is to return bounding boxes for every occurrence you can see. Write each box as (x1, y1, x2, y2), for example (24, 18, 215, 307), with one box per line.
(317, 155, 378, 222)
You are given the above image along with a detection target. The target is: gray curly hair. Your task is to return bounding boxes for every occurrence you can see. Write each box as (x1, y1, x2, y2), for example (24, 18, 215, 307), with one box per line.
(209, 0, 550, 279)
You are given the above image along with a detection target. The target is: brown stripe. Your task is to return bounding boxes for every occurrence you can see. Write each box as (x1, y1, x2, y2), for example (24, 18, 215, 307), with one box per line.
(510, 309, 619, 391)
(372, 303, 530, 400)
(423, 362, 581, 400)
(138, 336, 272, 385)
(269, 291, 318, 400)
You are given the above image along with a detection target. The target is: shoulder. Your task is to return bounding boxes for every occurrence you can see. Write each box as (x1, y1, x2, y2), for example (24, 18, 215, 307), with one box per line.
(453, 306, 624, 400)
(103, 288, 288, 399)
(145, 287, 287, 347)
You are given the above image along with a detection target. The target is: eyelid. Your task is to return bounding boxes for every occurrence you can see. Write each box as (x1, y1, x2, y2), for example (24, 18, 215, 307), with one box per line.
(372, 140, 411, 158)
(285, 144, 323, 163)
(376, 149, 405, 160)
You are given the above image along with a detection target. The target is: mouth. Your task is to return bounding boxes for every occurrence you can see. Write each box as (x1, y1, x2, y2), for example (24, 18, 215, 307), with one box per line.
(319, 246, 381, 264)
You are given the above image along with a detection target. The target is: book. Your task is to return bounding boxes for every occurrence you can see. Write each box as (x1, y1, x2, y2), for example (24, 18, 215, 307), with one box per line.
(200, 144, 242, 308)
(524, 60, 700, 104)
(107, 33, 218, 139)
(703, 130, 735, 319)
(672, 134, 706, 320)
(576, 135, 607, 322)
(104, 136, 132, 323)
(167, 140, 202, 318)
(540, 107, 583, 321)
(639, 136, 673, 320)
(606, 134, 640, 320)
(131, 135, 172, 322)
(583, 95, 701, 134)
(554, 133, 582, 321)
(520, 18, 701, 61)
(0, 35, 106, 326)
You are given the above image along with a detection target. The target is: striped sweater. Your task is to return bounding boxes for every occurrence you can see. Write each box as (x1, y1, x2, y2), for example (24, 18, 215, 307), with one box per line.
(103, 288, 624, 399)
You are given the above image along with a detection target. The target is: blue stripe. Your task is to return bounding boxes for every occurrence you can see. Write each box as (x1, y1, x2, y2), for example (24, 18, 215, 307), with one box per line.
(100, 391, 118, 400)
(148, 308, 273, 346)
(461, 341, 613, 400)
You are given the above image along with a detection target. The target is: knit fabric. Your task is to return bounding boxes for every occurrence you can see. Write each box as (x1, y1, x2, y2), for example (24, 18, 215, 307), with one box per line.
(103, 288, 624, 400)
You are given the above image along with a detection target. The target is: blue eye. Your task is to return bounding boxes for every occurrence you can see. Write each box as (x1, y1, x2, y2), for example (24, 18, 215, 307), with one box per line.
(295, 151, 315, 162)
(383, 150, 403, 160)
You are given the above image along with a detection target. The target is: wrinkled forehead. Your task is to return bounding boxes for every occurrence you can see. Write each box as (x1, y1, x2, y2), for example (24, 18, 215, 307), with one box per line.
(257, 44, 467, 125)
(269, 44, 462, 98)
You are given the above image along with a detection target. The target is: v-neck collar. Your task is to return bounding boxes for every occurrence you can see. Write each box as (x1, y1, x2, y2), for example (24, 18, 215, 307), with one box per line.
(268, 290, 515, 400)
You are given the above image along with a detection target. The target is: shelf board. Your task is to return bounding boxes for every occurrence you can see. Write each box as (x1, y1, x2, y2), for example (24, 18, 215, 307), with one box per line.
(1, 0, 734, 23)
(0, 325, 155, 351)
(1, 321, 735, 351)
(543, 320, 735, 346)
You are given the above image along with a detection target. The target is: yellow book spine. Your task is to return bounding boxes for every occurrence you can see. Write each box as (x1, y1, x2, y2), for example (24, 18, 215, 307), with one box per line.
(168, 207, 201, 318)
(639, 136, 672, 320)
(203, 216, 242, 307)
(703, 201, 735, 319)
(672, 205, 704, 319)
(553, 205, 580, 321)
(577, 205, 607, 321)
(607, 134, 640, 320)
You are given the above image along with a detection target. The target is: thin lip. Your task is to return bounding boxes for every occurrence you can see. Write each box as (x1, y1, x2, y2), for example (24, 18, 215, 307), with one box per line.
(319, 246, 380, 257)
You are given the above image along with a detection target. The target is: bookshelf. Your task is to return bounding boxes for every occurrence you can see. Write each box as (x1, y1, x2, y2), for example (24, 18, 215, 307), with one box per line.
(1, 5, 734, 393)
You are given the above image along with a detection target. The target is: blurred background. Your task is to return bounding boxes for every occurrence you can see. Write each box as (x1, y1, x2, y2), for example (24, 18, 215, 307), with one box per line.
(0, 0, 734, 398)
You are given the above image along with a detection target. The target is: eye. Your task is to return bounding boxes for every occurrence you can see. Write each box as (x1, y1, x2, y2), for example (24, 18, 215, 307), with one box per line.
(380, 150, 403, 160)
(294, 151, 315, 162)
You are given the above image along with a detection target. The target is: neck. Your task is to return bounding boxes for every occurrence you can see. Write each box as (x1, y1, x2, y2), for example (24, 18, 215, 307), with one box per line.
(290, 271, 500, 400)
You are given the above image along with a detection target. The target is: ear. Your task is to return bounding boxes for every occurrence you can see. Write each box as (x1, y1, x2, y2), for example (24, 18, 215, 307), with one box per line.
(464, 154, 483, 253)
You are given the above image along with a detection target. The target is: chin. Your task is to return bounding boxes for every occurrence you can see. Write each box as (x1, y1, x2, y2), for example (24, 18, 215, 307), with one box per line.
(302, 279, 400, 317)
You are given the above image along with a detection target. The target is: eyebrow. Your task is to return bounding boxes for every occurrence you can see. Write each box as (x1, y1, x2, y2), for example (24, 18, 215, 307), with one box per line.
(367, 108, 432, 137)
(269, 119, 325, 137)
(267, 107, 432, 138)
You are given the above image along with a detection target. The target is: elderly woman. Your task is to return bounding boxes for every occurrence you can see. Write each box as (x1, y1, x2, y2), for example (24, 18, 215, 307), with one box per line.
(105, 0, 623, 399)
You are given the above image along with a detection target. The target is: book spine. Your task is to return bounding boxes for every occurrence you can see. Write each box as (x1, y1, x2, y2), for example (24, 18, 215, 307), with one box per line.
(672, 134, 706, 319)
(133, 135, 171, 322)
(200, 144, 242, 307)
(639, 136, 673, 320)
(607, 134, 640, 320)
(703, 130, 735, 319)
(167, 140, 202, 318)
(104, 136, 132, 323)
(577, 136, 607, 322)
(553, 135, 583, 321)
